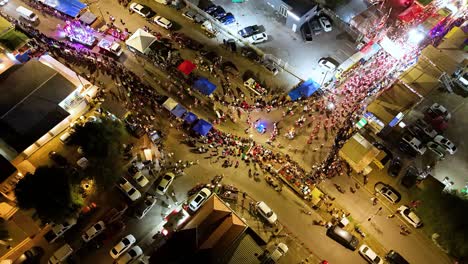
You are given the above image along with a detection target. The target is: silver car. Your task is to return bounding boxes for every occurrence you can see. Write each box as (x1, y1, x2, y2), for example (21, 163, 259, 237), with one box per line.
(374, 182, 401, 204)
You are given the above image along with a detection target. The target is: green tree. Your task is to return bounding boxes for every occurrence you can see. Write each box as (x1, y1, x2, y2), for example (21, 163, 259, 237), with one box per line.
(417, 186, 468, 260)
(14, 167, 78, 223)
(70, 117, 126, 190)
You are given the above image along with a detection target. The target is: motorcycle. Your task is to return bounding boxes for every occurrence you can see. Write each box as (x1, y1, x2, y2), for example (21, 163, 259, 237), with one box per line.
(354, 226, 366, 238)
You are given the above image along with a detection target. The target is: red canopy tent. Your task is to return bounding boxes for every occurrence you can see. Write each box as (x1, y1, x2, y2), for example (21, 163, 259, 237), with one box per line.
(177, 60, 196, 75)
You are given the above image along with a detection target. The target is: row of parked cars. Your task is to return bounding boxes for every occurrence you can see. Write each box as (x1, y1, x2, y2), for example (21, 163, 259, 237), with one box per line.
(326, 225, 410, 264)
(399, 103, 455, 158)
(130, 2, 173, 29)
(301, 15, 332, 42)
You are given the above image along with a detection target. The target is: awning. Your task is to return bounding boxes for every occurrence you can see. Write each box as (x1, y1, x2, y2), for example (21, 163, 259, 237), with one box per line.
(177, 60, 196, 75)
(39, 0, 86, 18)
(192, 119, 212, 136)
(183, 112, 198, 124)
(125, 28, 157, 54)
(288, 79, 320, 101)
(192, 77, 217, 95)
(79, 11, 97, 25)
(170, 104, 187, 118)
(162, 97, 178, 111)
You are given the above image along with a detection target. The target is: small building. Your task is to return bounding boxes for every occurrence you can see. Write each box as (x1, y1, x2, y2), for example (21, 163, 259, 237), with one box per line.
(264, 0, 318, 32)
(339, 133, 381, 174)
(150, 195, 265, 264)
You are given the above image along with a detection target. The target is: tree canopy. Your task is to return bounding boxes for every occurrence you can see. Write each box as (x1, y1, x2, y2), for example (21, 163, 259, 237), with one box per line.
(70, 117, 126, 190)
(14, 166, 79, 223)
(417, 186, 468, 260)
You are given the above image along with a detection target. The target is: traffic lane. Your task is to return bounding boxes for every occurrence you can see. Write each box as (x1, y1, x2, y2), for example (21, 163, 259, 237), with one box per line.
(323, 177, 451, 264)
(161, 134, 365, 263)
(90, 0, 298, 89)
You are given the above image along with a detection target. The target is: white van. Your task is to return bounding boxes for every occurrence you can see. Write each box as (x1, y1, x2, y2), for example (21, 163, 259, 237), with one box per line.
(16, 6, 38, 23)
(48, 243, 73, 264)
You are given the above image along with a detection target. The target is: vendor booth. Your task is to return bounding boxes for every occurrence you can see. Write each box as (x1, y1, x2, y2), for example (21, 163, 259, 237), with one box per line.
(288, 79, 321, 101)
(125, 28, 157, 54)
(177, 60, 196, 75)
(170, 104, 187, 118)
(162, 97, 178, 111)
(38, 0, 86, 18)
(183, 112, 198, 124)
(192, 119, 212, 136)
(192, 77, 217, 95)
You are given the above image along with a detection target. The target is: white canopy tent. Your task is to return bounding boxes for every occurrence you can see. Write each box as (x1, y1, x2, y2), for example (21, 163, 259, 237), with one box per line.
(162, 97, 178, 111)
(125, 28, 157, 54)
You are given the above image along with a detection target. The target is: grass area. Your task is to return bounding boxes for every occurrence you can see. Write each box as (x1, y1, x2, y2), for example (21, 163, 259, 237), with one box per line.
(0, 16, 11, 33)
(0, 29, 29, 51)
(417, 0, 433, 6)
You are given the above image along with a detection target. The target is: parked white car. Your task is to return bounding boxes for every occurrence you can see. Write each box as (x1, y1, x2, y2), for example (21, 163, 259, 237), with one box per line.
(129, 3, 152, 18)
(155, 172, 175, 195)
(255, 201, 277, 224)
(117, 177, 141, 201)
(116, 245, 143, 264)
(188, 188, 211, 212)
(359, 245, 383, 264)
(82, 221, 105, 242)
(398, 205, 422, 228)
(135, 194, 157, 219)
(153, 16, 172, 29)
(318, 17, 332, 32)
(433, 135, 457, 154)
(0, 0, 9, 6)
(318, 57, 338, 71)
(401, 134, 427, 155)
(249, 32, 268, 44)
(132, 171, 149, 188)
(110, 234, 136, 259)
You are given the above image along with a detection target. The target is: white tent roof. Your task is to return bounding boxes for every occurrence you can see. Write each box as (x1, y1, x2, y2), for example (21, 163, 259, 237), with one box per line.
(162, 97, 178, 111)
(125, 28, 157, 54)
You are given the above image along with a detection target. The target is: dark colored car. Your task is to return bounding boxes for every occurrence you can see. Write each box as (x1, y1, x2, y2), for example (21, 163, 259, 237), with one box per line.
(15, 246, 44, 264)
(212, 7, 226, 19)
(398, 141, 417, 157)
(219, 13, 235, 25)
(386, 250, 410, 264)
(48, 151, 68, 167)
(204, 4, 218, 14)
(238, 25, 260, 38)
(326, 225, 359, 250)
(401, 166, 419, 188)
(388, 157, 402, 177)
(373, 142, 393, 165)
(300, 23, 313, 42)
(240, 47, 261, 62)
(308, 19, 322, 35)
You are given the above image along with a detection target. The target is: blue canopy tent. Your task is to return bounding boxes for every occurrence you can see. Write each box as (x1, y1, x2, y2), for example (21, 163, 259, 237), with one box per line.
(40, 0, 86, 18)
(288, 79, 321, 101)
(170, 104, 187, 118)
(192, 77, 217, 96)
(192, 119, 212, 136)
(183, 112, 198, 124)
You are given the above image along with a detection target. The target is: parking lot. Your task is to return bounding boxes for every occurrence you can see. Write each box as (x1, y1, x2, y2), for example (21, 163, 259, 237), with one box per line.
(206, 0, 356, 83)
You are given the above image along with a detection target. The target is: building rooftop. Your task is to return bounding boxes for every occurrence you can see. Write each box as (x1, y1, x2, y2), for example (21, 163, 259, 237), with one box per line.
(0, 59, 75, 153)
(283, 0, 317, 17)
(150, 195, 250, 264)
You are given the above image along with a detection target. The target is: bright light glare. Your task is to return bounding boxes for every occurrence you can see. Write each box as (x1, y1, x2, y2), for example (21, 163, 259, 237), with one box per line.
(379, 36, 405, 59)
(408, 28, 425, 44)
